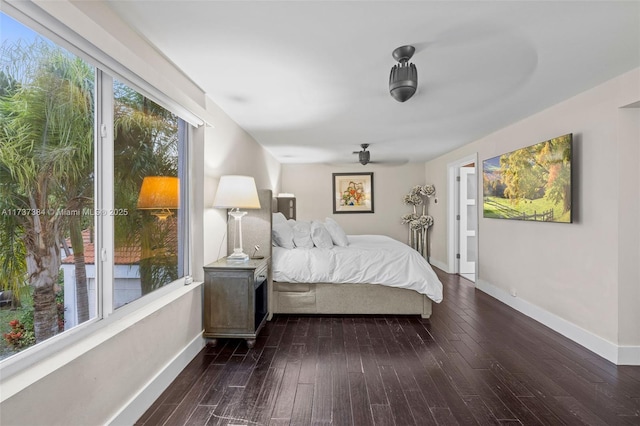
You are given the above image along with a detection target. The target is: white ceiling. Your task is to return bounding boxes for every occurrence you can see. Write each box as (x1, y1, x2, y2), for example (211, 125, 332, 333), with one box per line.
(107, 1, 639, 165)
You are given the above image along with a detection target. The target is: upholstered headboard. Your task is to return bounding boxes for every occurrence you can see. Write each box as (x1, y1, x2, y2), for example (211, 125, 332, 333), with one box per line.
(226, 189, 273, 259)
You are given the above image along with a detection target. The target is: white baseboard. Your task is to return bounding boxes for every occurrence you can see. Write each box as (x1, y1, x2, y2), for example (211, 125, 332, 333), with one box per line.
(618, 346, 640, 366)
(476, 279, 640, 366)
(108, 333, 207, 425)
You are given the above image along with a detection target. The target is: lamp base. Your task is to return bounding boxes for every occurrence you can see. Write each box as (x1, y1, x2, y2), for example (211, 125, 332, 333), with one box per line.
(227, 250, 249, 262)
(227, 209, 250, 262)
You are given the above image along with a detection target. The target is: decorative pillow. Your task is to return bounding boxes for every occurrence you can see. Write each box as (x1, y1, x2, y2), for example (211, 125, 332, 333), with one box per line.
(324, 217, 349, 247)
(292, 221, 314, 249)
(272, 222, 295, 249)
(273, 212, 288, 226)
(311, 220, 333, 249)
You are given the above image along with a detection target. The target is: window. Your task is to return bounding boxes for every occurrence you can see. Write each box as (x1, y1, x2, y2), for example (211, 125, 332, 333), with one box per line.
(0, 12, 190, 361)
(112, 79, 185, 308)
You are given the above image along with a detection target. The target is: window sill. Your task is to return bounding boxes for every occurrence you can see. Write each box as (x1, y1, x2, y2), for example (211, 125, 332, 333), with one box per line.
(0, 278, 203, 402)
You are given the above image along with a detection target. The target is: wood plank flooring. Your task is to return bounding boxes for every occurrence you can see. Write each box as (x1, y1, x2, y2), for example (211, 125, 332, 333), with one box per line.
(137, 269, 640, 425)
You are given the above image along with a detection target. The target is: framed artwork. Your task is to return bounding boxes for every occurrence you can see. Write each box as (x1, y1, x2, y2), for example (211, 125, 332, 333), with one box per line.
(482, 133, 572, 223)
(332, 172, 374, 214)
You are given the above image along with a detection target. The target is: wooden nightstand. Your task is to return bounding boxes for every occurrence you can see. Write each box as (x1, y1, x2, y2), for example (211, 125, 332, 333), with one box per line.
(203, 257, 269, 348)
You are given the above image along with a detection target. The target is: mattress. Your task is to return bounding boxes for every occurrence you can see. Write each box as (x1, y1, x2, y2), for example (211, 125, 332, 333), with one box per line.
(272, 234, 443, 303)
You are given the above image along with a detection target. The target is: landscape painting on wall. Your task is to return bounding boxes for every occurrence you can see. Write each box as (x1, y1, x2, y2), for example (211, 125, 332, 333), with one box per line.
(483, 134, 572, 223)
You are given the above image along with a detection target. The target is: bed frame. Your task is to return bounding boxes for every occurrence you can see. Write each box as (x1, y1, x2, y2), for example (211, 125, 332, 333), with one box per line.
(272, 281, 432, 318)
(229, 190, 433, 319)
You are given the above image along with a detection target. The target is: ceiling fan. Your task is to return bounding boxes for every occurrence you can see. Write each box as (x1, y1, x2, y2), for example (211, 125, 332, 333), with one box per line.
(353, 144, 373, 165)
(350, 143, 408, 166)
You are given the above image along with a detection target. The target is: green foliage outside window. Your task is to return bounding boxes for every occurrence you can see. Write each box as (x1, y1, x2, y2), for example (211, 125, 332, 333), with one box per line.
(1, 29, 181, 352)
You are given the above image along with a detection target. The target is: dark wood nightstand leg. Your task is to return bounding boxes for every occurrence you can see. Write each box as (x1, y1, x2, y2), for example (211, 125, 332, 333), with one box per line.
(246, 339, 256, 349)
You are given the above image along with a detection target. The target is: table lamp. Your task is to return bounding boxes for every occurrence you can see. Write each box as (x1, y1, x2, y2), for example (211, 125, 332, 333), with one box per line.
(213, 175, 261, 261)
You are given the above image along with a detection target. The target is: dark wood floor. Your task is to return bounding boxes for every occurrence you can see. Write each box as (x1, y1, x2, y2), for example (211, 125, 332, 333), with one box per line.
(137, 270, 640, 425)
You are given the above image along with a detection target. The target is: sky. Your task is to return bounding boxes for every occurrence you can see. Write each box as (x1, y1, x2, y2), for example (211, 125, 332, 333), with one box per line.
(1, 12, 40, 46)
(1, 11, 81, 85)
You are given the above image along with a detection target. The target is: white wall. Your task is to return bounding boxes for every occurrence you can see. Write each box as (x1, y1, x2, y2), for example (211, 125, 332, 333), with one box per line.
(0, 1, 280, 424)
(617, 107, 640, 350)
(201, 97, 282, 273)
(425, 68, 640, 359)
(281, 162, 428, 243)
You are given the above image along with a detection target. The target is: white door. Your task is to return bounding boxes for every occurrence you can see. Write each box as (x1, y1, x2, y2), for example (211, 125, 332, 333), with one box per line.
(459, 166, 477, 282)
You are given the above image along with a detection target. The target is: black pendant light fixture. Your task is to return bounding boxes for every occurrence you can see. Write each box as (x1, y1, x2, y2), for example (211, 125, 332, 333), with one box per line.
(389, 45, 417, 102)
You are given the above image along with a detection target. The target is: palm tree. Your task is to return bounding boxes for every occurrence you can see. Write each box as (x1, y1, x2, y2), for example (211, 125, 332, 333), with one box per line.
(0, 162, 28, 307)
(1, 38, 180, 343)
(0, 39, 94, 342)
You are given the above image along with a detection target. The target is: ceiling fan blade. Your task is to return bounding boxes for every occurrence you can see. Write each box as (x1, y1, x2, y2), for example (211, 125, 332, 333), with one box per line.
(324, 159, 409, 167)
(369, 160, 409, 166)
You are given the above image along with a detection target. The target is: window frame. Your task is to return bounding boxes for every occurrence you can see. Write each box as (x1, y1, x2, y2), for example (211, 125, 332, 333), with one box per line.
(0, 5, 195, 380)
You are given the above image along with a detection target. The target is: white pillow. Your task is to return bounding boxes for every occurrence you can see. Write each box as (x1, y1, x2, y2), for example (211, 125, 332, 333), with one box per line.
(324, 217, 349, 247)
(272, 222, 295, 249)
(293, 221, 314, 249)
(273, 212, 288, 226)
(311, 221, 333, 249)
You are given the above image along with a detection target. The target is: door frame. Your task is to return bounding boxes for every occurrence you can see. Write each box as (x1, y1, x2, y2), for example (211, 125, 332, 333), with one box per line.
(447, 153, 479, 278)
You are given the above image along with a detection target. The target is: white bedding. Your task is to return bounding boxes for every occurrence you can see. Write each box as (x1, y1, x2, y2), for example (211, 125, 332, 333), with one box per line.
(272, 235, 443, 303)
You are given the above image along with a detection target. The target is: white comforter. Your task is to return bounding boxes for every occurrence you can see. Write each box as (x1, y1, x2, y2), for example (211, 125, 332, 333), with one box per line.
(272, 235, 443, 303)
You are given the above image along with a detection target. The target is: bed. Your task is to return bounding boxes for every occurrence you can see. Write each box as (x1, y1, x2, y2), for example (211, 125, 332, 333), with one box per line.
(229, 190, 443, 319)
(272, 234, 442, 318)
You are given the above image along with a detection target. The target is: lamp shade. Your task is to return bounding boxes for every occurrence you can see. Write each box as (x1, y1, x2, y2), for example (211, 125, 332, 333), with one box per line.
(213, 175, 261, 209)
(137, 176, 179, 210)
